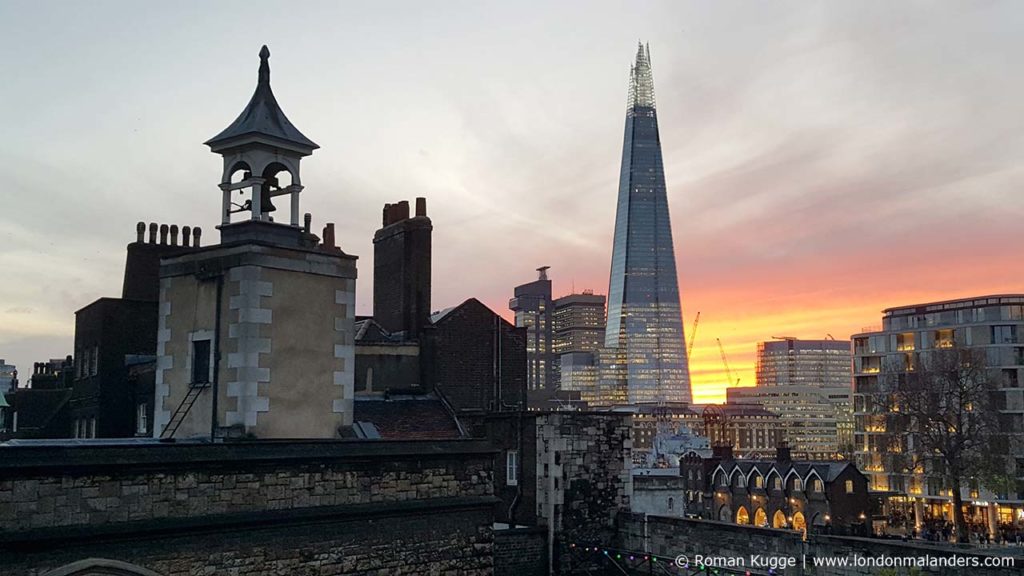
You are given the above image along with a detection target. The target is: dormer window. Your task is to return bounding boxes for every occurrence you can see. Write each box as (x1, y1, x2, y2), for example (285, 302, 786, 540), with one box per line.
(755, 476, 764, 489)
(813, 479, 823, 492)
(773, 477, 782, 490)
(793, 478, 803, 491)
(737, 475, 746, 488)
(718, 472, 728, 487)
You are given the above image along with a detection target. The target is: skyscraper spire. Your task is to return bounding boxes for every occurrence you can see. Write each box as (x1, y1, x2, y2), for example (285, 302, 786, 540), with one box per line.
(627, 42, 656, 111)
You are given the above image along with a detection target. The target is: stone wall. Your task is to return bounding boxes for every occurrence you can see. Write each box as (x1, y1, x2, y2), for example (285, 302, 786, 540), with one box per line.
(618, 512, 1022, 575)
(537, 412, 632, 543)
(0, 440, 497, 576)
(493, 526, 547, 576)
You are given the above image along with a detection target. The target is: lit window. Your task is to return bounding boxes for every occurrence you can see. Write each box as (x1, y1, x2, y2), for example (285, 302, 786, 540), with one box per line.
(813, 479, 823, 492)
(845, 480, 854, 494)
(506, 450, 518, 486)
(793, 479, 803, 491)
(137, 403, 148, 435)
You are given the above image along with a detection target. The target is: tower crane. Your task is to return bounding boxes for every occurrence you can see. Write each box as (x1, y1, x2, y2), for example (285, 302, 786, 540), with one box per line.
(686, 311, 700, 358)
(717, 338, 740, 387)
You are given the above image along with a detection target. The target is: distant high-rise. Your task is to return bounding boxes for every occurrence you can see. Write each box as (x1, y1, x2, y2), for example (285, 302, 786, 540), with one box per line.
(553, 291, 605, 398)
(509, 267, 554, 391)
(553, 291, 606, 357)
(727, 338, 852, 460)
(0, 360, 15, 394)
(600, 43, 691, 405)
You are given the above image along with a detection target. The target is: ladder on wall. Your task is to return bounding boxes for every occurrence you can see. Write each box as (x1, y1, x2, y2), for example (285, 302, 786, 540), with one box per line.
(160, 385, 205, 439)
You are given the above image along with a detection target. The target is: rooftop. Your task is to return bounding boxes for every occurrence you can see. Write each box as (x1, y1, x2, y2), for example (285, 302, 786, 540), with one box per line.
(205, 46, 318, 154)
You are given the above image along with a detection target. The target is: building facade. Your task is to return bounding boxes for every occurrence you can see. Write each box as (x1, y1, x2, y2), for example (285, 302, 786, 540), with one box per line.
(727, 338, 853, 460)
(510, 267, 554, 392)
(600, 44, 691, 406)
(698, 404, 783, 459)
(852, 295, 1024, 532)
(553, 291, 605, 357)
(680, 445, 870, 536)
(552, 291, 605, 405)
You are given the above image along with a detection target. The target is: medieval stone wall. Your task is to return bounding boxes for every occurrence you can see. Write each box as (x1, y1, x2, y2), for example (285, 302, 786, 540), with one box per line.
(0, 440, 496, 576)
(618, 512, 1021, 576)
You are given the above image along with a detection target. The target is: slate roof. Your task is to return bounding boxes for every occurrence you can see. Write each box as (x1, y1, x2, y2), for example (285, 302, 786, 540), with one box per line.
(205, 45, 318, 153)
(352, 393, 463, 440)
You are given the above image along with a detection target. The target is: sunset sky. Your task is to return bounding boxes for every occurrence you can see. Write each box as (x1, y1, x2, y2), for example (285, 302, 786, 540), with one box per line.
(1, 1, 1022, 402)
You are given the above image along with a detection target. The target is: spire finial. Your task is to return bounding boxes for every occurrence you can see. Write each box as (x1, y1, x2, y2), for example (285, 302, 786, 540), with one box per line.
(258, 45, 270, 85)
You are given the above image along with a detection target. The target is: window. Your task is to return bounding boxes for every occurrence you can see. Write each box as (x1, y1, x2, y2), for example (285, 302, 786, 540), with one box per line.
(773, 477, 782, 490)
(719, 473, 728, 487)
(845, 480, 854, 494)
(136, 403, 148, 435)
(793, 478, 803, 491)
(506, 450, 518, 486)
(88, 417, 96, 439)
(11, 411, 17, 433)
(755, 476, 763, 489)
(192, 340, 212, 384)
(813, 479, 823, 492)
(668, 497, 674, 511)
(89, 347, 99, 376)
(993, 325, 1017, 344)
(737, 475, 746, 488)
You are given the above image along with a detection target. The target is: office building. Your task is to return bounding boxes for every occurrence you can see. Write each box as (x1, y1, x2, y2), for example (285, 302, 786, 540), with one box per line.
(509, 267, 554, 392)
(600, 43, 691, 405)
(727, 338, 853, 460)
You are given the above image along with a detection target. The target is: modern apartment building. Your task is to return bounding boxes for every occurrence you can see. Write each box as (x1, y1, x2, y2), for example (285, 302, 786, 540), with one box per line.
(727, 338, 852, 460)
(852, 295, 1024, 530)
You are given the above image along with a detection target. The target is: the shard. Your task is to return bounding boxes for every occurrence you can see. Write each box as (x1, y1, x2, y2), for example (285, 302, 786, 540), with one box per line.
(600, 43, 692, 405)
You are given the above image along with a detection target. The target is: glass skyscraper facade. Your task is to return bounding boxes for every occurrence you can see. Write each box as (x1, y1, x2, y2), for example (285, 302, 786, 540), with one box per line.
(600, 44, 692, 405)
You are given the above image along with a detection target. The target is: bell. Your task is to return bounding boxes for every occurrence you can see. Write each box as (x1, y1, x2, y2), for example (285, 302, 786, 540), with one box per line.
(259, 180, 277, 213)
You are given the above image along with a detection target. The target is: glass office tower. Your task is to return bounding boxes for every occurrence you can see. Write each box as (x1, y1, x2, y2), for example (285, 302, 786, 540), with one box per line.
(601, 44, 692, 405)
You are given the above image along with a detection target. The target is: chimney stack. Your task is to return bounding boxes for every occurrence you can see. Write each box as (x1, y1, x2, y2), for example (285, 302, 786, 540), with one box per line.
(148, 223, 158, 244)
(136, 222, 145, 243)
(193, 227, 202, 247)
(182, 226, 192, 247)
(159, 224, 169, 245)
(373, 198, 432, 338)
(170, 224, 179, 246)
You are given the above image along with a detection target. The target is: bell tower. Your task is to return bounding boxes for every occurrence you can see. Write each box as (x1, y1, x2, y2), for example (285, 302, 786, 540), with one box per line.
(155, 46, 358, 440)
(205, 45, 318, 241)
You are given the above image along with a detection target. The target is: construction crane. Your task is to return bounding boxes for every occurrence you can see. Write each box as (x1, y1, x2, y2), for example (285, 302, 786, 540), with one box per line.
(687, 311, 700, 357)
(716, 338, 740, 387)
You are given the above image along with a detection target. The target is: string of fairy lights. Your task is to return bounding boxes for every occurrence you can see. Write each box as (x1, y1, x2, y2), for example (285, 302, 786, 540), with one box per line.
(568, 543, 779, 576)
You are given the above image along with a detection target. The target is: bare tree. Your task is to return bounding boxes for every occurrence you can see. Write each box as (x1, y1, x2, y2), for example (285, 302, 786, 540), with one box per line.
(888, 346, 1002, 542)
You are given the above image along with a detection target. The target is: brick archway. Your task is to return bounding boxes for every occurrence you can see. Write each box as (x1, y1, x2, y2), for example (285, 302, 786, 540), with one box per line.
(41, 559, 164, 576)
